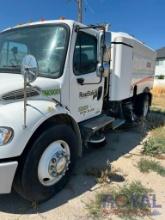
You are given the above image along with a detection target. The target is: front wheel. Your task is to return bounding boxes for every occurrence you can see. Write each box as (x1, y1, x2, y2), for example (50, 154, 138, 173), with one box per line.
(14, 124, 78, 202)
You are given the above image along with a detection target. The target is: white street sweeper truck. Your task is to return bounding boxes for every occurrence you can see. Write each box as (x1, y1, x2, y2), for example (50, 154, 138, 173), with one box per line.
(0, 19, 156, 202)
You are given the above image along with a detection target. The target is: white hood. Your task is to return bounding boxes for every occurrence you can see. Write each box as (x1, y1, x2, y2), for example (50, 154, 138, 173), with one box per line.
(0, 73, 61, 102)
(0, 73, 24, 95)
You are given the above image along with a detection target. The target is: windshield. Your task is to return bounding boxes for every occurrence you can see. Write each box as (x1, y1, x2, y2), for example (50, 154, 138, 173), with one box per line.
(0, 24, 69, 78)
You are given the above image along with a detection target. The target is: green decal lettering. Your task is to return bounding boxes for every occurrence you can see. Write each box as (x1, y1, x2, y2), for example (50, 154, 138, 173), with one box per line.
(42, 88, 60, 97)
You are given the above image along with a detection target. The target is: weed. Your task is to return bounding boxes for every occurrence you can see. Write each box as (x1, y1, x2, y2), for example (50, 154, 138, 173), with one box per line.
(138, 158, 165, 176)
(86, 193, 105, 219)
(143, 126, 165, 156)
(97, 161, 112, 184)
(86, 181, 152, 219)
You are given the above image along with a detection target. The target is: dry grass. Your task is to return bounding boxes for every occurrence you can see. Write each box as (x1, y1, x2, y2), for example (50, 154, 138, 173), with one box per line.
(152, 95, 165, 109)
(152, 86, 165, 110)
(151, 84, 165, 114)
(143, 86, 165, 156)
(152, 86, 165, 97)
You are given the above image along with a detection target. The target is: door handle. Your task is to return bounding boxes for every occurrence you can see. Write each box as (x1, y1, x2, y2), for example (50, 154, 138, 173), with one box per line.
(77, 78, 84, 85)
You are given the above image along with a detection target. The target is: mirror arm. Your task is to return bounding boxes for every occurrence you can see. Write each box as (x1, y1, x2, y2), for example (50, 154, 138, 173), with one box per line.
(21, 55, 38, 128)
(101, 28, 106, 72)
(23, 70, 28, 129)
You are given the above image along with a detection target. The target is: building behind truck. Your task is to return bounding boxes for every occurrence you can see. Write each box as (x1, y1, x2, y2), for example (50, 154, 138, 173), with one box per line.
(155, 47, 165, 79)
(0, 19, 156, 202)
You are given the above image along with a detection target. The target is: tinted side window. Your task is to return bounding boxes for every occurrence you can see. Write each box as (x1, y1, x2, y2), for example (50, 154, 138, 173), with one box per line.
(73, 32, 97, 75)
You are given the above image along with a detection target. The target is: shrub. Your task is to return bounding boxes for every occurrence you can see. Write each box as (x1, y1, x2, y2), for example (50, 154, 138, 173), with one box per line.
(138, 158, 165, 176)
(86, 182, 152, 219)
(143, 127, 165, 156)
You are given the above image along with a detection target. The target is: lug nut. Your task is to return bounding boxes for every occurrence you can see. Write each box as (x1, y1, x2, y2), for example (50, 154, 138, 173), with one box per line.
(51, 158, 56, 163)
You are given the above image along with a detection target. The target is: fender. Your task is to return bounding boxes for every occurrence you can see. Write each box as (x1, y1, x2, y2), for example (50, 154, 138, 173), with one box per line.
(0, 99, 82, 159)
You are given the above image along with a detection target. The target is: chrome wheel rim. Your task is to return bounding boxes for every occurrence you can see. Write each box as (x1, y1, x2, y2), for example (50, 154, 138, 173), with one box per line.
(38, 140, 70, 186)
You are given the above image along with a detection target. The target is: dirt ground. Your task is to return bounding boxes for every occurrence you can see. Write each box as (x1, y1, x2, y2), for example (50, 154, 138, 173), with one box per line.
(0, 120, 165, 220)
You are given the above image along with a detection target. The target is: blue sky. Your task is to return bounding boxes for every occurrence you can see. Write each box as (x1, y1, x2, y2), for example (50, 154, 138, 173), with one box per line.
(0, 0, 164, 49)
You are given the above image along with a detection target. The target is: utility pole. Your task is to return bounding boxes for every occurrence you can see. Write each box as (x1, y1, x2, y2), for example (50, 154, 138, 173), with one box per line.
(77, 0, 83, 23)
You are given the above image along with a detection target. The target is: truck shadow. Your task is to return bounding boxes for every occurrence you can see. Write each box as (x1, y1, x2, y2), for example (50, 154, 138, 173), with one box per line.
(0, 113, 164, 215)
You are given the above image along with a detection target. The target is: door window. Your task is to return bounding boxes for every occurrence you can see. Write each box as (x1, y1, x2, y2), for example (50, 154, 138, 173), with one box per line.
(73, 31, 97, 75)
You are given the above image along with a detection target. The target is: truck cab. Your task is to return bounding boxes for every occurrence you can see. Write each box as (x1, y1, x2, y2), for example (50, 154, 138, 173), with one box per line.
(0, 20, 109, 120)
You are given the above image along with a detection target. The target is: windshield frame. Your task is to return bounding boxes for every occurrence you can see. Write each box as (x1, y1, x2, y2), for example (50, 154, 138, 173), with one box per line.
(0, 23, 70, 79)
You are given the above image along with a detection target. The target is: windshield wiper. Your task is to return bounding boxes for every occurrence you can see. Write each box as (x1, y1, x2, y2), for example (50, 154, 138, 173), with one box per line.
(0, 65, 21, 73)
(2, 65, 20, 68)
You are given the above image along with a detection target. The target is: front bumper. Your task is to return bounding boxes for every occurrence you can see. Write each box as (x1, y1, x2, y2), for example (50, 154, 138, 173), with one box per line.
(0, 161, 18, 193)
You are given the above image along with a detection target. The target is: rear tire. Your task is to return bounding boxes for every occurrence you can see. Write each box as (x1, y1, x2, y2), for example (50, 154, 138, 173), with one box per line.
(134, 94, 150, 118)
(14, 124, 78, 202)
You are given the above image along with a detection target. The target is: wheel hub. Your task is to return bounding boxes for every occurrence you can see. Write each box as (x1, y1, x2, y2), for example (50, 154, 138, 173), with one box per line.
(38, 140, 70, 186)
(48, 152, 68, 177)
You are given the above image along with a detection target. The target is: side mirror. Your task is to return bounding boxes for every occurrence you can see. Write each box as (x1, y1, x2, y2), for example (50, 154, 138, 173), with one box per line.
(103, 32, 111, 62)
(97, 62, 110, 78)
(21, 55, 38, 83)
(97, 32, 111, 77)
(96, 63, 104, 77)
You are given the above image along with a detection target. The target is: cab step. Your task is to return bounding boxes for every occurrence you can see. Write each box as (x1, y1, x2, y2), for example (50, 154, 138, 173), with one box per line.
(111, 119, 126, 130)
(80, 114, 115, 132)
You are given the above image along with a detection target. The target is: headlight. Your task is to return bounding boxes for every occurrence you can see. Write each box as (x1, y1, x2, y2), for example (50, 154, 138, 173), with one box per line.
(0, 127, 14, 145)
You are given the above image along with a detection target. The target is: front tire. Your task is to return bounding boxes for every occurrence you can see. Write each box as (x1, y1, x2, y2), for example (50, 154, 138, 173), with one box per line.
(14, 124, 78, 202)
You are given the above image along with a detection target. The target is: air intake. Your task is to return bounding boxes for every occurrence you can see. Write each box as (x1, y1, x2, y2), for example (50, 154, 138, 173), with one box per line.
(1, 87, 40, 101)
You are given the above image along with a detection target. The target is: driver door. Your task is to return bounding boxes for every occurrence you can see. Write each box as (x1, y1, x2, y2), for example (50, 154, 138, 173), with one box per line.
(69, 30, 104, 122)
